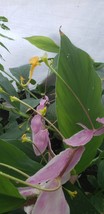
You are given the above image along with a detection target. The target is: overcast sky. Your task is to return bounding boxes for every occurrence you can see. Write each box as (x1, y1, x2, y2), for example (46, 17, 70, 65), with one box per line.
(1, 0, 104, 83)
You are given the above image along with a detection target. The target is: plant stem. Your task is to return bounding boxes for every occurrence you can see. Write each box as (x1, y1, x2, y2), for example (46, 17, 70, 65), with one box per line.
(0, 171, 61, 192)
(11, 97, 64, 139)
(1, 69, 37, 99)
(1, 69, 64, 138)
(0, 163, 29, 178)
(46, 62, 94, 130)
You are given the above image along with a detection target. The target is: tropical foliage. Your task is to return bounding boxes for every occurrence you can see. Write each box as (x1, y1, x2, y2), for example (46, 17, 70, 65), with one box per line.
(0, 19, 104, 213)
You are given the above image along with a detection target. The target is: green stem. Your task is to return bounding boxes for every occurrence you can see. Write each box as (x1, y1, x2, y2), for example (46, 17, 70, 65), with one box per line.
(46, 62, 94, 130)
(11, 97, 64, 139)
(0, 163, 29, 178)
(0, 171, 61, 192)
(1, 69, 37, 99)
(31, 142, 48, 164)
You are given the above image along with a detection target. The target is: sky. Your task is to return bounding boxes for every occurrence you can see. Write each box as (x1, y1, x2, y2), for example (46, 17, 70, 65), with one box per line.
(1, 0, 104, 83)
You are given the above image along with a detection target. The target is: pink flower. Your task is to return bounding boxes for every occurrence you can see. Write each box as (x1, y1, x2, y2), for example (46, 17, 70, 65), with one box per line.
(64, 129, 94, 147)
(32, 129, 50, 156)
(64, 117, 104, 147)
(19, 147, 84, 214)
(31, 115, 44, 134)
(30, 180, 70, 214)
(31, 96, 50, 156)
(40, 95, 49, 106)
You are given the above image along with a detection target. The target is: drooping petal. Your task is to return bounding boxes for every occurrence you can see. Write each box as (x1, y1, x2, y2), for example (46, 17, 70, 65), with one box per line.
(33, 129, 50, 156)
(64, 129, 94, 147)
(61, 146, 85, 184)
(18, 187, 40, 198)
(94, 126, 104, 136)
(37, 105, 47, 116)
(31, 180, 70, 214)
(31, 115, 44, 134)
(40, 96, 49, 106)
(27, 147, 84, 185)
(96, 117, 104, 125)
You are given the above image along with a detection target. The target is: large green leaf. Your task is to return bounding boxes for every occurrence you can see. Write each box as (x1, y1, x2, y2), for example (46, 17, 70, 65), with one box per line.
(56, 32, 104, 172)
(0, 176, 25, 213)
(0, 73, 18, 97)
(0, 140, 42, 176)
(97, 159, 104, 188)
(10, 64, 30, 83)
(90, 193, 104, 213)
(25, 36, 59, 53)
(20, 98, 39, 113)
(64, 183, 100, 214)
(0, 121, 26, 140)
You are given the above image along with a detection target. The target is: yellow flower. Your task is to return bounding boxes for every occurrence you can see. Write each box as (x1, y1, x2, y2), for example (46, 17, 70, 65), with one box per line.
(21, 134, 31, 143)
(20, 56, 40, 87)
(29, 56, 40, 81)
(67, 190, 77, 199)
(38, 106, 47, 116)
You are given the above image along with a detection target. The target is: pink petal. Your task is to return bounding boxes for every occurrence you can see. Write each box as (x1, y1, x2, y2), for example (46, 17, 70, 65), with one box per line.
(64, 129, 94, 147)
(31, 180, 70, 214)
(94, 127, 104, 136)
(37, 104, 45, 112)
(96, 117, 104, 124)
(18, 187, 40, 197)
(33, 129, 49, 156)
(27, 147, 84, 185)
(61, 146, 84, 184)
(31, 115, 44, 134)
(40, 96, 49, 106)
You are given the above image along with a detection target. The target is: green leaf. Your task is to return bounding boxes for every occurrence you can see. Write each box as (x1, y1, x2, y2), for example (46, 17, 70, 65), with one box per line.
(97, 159, 104, 188)
(56, 32, 104, 173)
(0, 33, 13, 40)
(90, 193, 104, 213)
(0, 73, 18, 97)
(0, 16, 8, 22)
(95, 63, 104, 80)
(0, 42, 10, 52)
(8, 208, 25, 214)
(64, 183, 100, 214)
(20, 98, 39, 113)
(30, 78, 36, 85)
(0, 73, 19, 109)
(7, 139, 36, 161)
(0, 176, 25, 213)
(46, 102, 57, 123)
(25, 36, 59, 53)
(0, 54, 5, 61)
(0, 139, 42, 176)
(0, 121, 26, 140)
(0, 23, 10, 30)
(10, 64, 30, 83)
(0, 64, 4, 71)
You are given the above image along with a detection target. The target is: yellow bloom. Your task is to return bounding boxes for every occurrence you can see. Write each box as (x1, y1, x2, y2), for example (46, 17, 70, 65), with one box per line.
(20, 56, 40, 87)
(29, 56, 40, 81)
(38, 106, 47, 116)
(21, 134, 31, 143)
(67, 190, 77, 199)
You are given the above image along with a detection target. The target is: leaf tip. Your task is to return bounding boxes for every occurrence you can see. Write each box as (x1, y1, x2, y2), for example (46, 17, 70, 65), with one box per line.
(59, 26, 64, 36)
